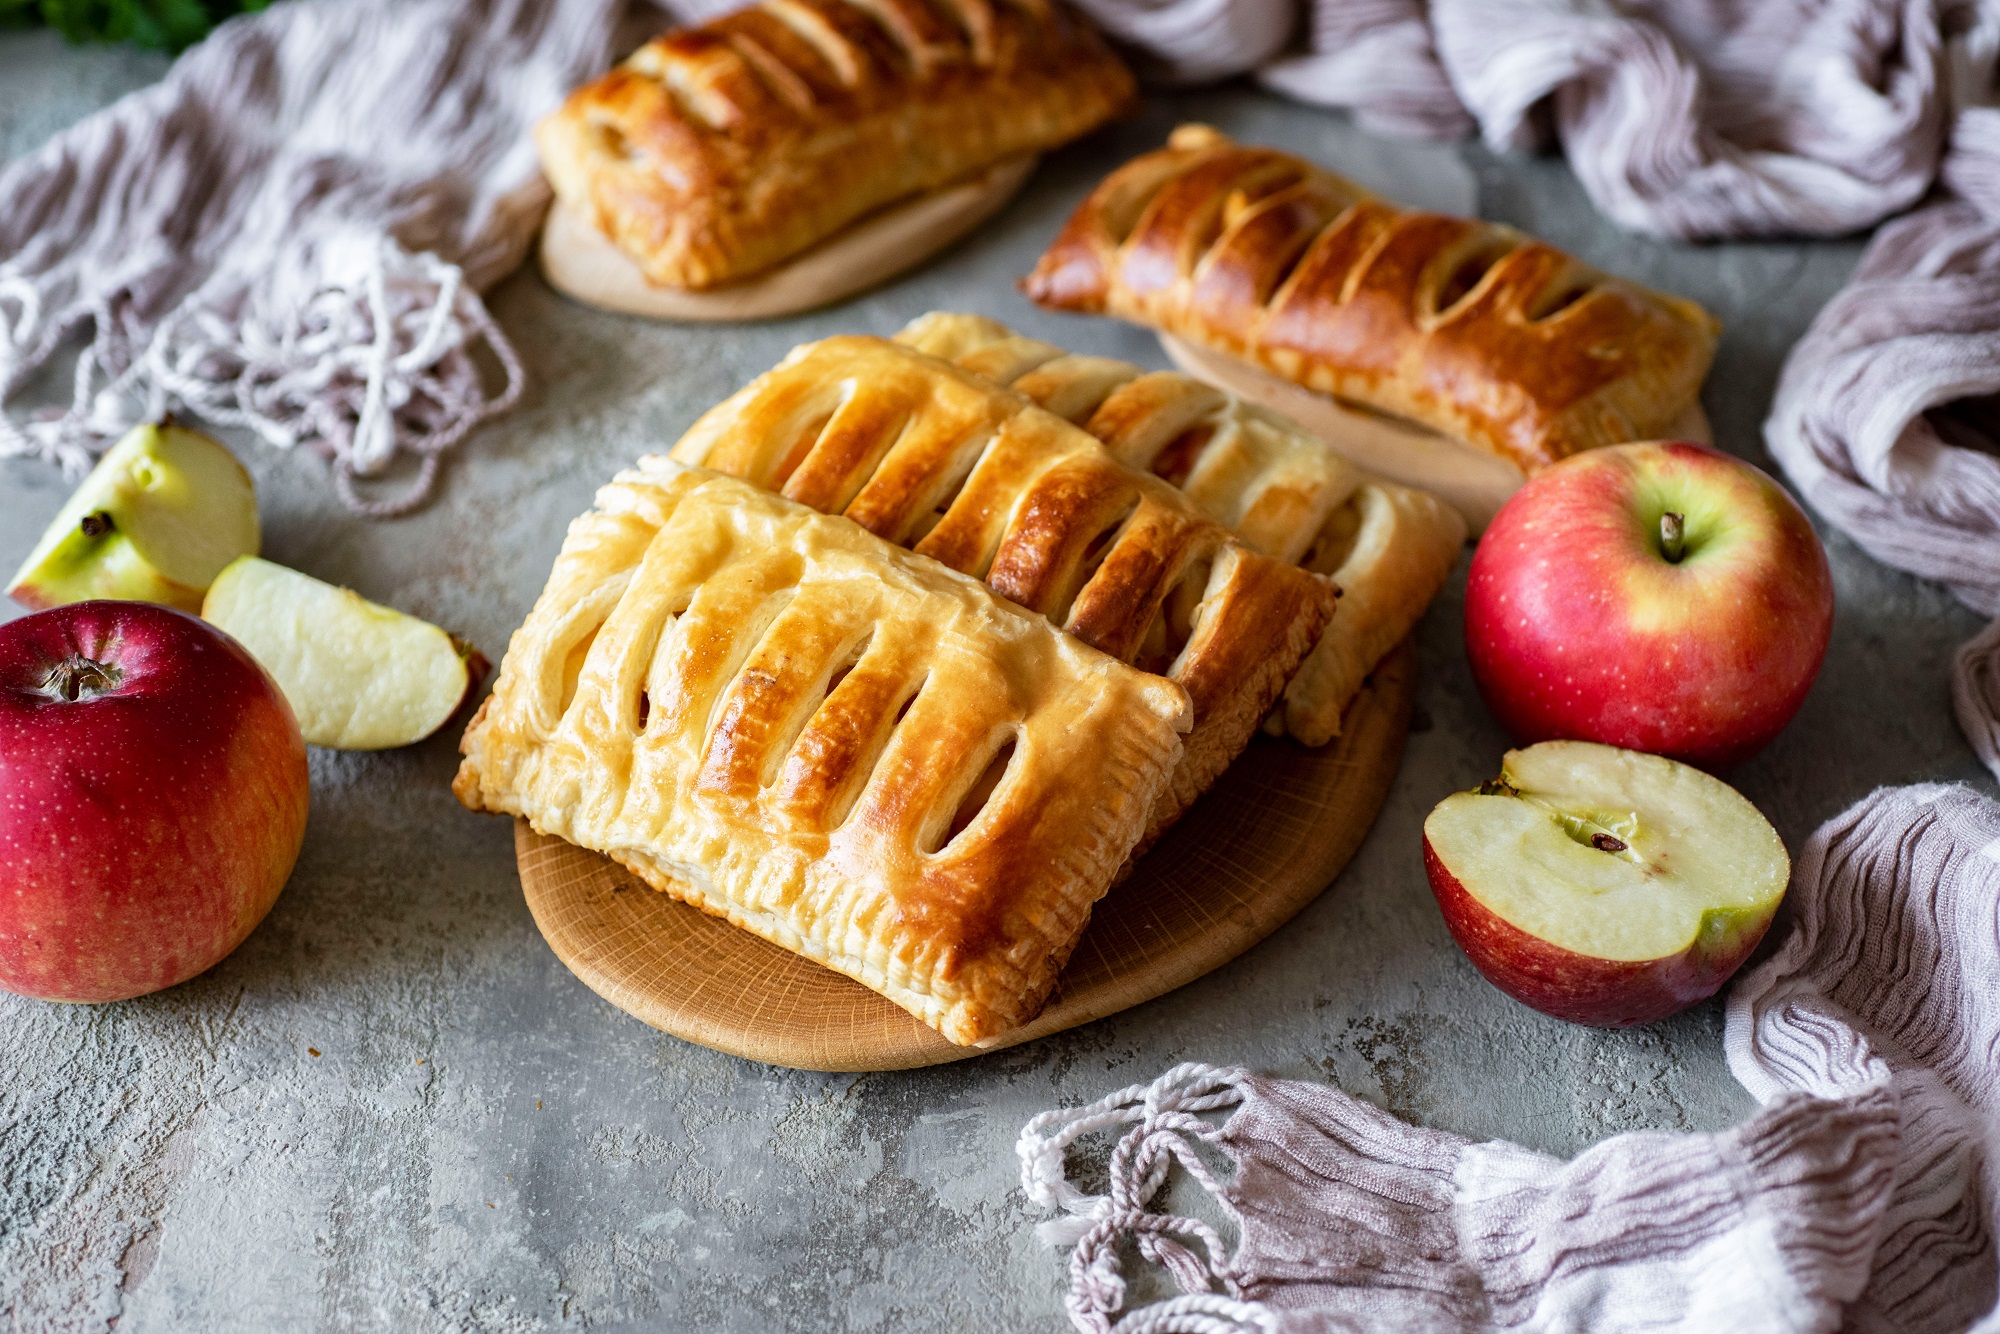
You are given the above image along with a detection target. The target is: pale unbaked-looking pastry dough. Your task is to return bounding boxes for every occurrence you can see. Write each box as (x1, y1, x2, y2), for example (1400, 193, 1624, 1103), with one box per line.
(895, 312, 1465, 744)
(668, 336, 1337, 846)
(535, 0, 1135, 290)
(454, 462, 1190, 1046)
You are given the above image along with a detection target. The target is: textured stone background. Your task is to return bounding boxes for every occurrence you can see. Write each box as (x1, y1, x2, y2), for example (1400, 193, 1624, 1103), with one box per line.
(3, 29, 1993, 1332)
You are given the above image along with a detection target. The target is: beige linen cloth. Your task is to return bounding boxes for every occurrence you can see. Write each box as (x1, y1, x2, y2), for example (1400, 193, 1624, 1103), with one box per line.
(1021, 783, 2000, 1333)
(1072, 0, 2000, 770)
(0, 0, 666, 514)
(8, 3, 1999, 1329)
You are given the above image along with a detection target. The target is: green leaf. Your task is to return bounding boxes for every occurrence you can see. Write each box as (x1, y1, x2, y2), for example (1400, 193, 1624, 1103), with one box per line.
(13, 0, 271, 51)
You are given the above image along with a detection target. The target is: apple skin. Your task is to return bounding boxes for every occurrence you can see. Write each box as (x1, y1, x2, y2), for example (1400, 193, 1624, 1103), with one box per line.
(1464, 441, 1834, 770)
(1422, 835, 1775, 1028)
(7, 421, 259, 615)
(0, 602, 309, 1002)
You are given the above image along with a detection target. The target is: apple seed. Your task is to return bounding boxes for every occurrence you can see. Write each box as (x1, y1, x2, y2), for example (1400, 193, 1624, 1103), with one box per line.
(1590, 832, 1628, 853)
(78, 511, 114, 538)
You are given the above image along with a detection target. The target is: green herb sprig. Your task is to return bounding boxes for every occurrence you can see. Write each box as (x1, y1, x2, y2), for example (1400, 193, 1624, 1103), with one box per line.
(0, 0, 270, 53)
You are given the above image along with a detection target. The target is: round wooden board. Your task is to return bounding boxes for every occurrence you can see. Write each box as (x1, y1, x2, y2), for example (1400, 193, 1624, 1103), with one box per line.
(1159, 334, 1713, 535)
(538, 154, 1038, 323)
(516, 639, 1415, 1072)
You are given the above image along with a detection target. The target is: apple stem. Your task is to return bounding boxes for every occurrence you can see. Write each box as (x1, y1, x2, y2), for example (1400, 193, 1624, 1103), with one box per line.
(1660, 512, 1687, 564)
(41, 654, 124, 703)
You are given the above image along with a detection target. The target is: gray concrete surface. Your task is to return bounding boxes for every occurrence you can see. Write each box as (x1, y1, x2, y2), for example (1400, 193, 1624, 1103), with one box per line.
(2, 28, 1993, 1333)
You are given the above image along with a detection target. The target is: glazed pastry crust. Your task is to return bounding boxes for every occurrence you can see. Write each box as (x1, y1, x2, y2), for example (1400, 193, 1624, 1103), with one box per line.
(1021, 125, 1721, 472)
(896, 312, 1465, 742)
(455, 462, 1190, 1046)
(536, 0, 1135, 290)
(670, 336, 1336, 845)
(1285, 481, 1461, 744)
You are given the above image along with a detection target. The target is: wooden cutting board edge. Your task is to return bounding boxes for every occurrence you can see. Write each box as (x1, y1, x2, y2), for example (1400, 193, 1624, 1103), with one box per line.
(515, 638, 1416, 1072)
(538, 155, 1038, 323)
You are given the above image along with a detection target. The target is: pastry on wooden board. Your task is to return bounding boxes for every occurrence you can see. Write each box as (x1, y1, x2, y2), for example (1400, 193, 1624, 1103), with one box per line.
(455, 461, 1190, 1046)
(537, 155, 1038, 323)
(895, 312, 1465, 744)
(668, 336, 1337, 846)
(535, 0, 1135, 294)
(1022, 125, 1721, 476)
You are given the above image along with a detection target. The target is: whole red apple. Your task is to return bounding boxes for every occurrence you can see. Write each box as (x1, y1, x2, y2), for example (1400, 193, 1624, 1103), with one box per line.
(0, 602, 308, 1002)
(1424, 741, 1790, 1028)
(1465, 441, 1833, 770)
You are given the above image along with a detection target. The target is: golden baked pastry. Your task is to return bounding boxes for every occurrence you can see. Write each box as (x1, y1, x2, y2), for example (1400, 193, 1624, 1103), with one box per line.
(536, 0, 1136, 291)
(455, 461, 1190, 1046)
(1021, 125, 1721, 473)
(896, 312, 1465, 743)
(669, 336, 1336, 841)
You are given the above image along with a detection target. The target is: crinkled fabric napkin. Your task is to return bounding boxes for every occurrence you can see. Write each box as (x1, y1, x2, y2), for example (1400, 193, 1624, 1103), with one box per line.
(1082, 0, 2000, 765)
(1076, 0, 2000, 242)
(1765, 118, 2000, 784)
(1020, 783, 2000, 1333)
(0, 0, 675, 514)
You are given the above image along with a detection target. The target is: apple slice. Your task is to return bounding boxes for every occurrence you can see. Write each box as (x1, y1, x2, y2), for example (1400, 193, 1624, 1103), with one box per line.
(202, 557, 486, 750)
(8, 421, 260, 613)
(1423, 740, 1789, 1028)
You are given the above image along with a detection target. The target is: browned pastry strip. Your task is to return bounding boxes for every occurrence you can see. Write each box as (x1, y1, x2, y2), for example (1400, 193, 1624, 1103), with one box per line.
(536, 0, 1136, 290)
(670, 336, 1337, 845)
(456, 462, 1190, 1046)
(896, 311, 1466, 744)
(1022, 125, 1721, 473)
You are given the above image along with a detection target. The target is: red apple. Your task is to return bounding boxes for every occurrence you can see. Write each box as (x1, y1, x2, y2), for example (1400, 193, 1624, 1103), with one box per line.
(0, 602, 309, 1002)
(1465, 441, 1833, 770)
(1423, 740, 1790, 1027)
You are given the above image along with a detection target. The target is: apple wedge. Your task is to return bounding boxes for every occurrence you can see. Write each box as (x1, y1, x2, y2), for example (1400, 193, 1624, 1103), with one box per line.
(202, 557, 486, 750)
(1423, 740, 1789, 1028)
(8, 421, 259, 613)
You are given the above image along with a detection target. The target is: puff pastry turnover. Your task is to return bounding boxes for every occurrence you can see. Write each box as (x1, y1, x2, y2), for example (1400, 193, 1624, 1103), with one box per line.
(896, 312, 1465, 744)
(1022, 125, 1721, 473)
(536, 0, 1135, 291)
(454, 461, 1190, 1046)
(670, 336, 1336, 843)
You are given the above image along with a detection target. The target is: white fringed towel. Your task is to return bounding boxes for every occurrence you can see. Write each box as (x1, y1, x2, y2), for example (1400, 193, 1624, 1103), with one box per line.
(1765, 128, 2000, 782)
(1079, 0, 2000, 242)
(1021, 783, 2000, 1334)
(0, 0, 640, 515)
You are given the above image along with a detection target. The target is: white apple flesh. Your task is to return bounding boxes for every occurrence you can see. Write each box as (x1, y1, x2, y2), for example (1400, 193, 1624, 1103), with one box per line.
(1423, 740, 1789, 1027)
(202, 556, 485, 750)
(7, 422, 259, 614)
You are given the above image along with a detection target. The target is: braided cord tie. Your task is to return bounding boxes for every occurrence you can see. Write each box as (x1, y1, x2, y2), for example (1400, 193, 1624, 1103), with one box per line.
(0, 236, 523, 519)
(1017, 1063, 1273, 1334)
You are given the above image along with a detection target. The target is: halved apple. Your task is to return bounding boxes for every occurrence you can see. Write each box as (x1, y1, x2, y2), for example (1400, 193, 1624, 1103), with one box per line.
(1423, 740, 1789, 1028)
(202, 557, 486, 750)
(8, 421, 260, 613)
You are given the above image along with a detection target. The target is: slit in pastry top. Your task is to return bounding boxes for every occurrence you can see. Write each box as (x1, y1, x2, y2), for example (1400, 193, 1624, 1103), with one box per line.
(894, 310, 1470, 747)
(535, 0, 1136, 290)
(669, 335, 1338, 845)
(453, 462, 1192, 1046)
(1020, 124, 1721, 473)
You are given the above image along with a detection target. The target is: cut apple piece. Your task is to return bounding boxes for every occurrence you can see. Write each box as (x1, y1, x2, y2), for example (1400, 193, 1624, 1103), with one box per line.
(9, 421, 260, 614)
(202, 557, 486, 750)
(1422, 740, 1789, 1028)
